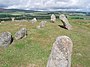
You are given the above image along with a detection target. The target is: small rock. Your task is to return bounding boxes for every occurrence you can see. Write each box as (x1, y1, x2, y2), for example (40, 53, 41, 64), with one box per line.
(76, 53, 82, 56)
(36, 26, 40, 29)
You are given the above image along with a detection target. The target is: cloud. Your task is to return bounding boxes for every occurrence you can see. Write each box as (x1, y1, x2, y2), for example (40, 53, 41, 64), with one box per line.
(0, 0, 90, 11)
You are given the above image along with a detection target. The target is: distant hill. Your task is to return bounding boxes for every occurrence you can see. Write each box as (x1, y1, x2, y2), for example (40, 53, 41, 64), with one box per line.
(0, 8, 88, 13)
(0, 8, 37, 13)
(0, 8, 5, 12)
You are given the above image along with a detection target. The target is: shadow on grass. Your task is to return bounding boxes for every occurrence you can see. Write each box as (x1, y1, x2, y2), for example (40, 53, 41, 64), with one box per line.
(10, 36, 14, 44)
(58, 25, 67, 30)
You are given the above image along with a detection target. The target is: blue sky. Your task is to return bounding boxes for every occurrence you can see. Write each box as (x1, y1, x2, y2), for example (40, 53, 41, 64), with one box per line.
(0, 0, 90, 11)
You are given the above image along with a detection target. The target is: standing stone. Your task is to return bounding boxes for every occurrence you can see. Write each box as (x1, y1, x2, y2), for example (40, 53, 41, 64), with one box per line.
(37, 21, 46, 29)
(15, 28, 27, 40)
(0, 32, 13, 47)
(47, 36, 73, 67)
(31, 18, 37, 24)
(59, 14, 72, 30)
(51, 14, 56, 23)
(11, 17, 15, 22)
(40, 21, 46, 28)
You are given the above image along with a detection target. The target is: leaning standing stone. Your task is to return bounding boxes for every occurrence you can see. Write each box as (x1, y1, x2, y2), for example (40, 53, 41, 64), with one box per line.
(47, 36, 73, 67)
(51, 14, 56, 23)
(15, 28, 27, 40)
(0, 32, 13, 47)
(59, 14, 72, 30)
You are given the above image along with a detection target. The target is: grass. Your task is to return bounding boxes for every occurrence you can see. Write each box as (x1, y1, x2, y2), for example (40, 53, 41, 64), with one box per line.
(0, 19, 90, 67)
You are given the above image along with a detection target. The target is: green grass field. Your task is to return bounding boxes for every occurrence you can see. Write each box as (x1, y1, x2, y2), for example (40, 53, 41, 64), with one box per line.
(0, 19, 90, 67)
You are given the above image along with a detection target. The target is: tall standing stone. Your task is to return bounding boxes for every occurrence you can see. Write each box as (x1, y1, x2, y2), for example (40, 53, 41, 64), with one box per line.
(47, 36, 73, 67)
(59, 14, 72, 30)
(15, 28, 27, 40)
(0, 32, 13, 47)
(51, 14, 56, 23)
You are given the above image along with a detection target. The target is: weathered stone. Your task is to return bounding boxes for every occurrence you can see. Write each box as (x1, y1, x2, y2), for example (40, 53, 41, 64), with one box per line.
(11, 17, 15, 21)
(0, 32, 13, 47)
(59, 14, 72, 30)
(37, 21, 46, 29)
(47, 36, 73, 67)
(15, 28, 27, 40)
(40, 21, 46, 28)
(51, 14, 56, 23)
(31, 18, 37, 24)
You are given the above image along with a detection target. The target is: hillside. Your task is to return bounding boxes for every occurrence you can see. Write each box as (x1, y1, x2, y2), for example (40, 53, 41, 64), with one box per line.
(0, 18, 90, 67)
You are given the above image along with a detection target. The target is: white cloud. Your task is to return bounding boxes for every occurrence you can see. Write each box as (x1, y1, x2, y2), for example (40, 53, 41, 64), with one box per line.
(0, 0, 90, 11)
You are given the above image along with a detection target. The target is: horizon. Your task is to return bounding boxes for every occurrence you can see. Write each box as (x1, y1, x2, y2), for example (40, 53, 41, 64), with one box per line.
(0, 0, 90, 12)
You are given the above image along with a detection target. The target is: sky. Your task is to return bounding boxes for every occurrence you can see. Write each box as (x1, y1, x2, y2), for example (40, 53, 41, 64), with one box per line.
(0, 0, 90, 12)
